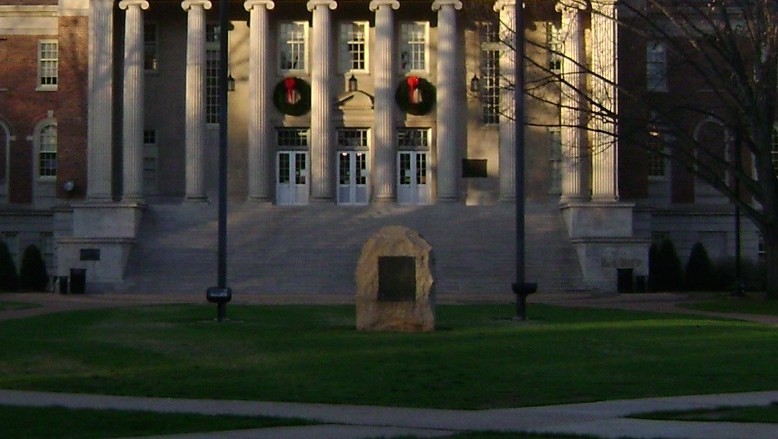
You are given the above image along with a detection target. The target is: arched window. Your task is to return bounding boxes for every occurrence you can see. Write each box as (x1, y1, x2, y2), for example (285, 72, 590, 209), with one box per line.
(37, 123, 57, 178)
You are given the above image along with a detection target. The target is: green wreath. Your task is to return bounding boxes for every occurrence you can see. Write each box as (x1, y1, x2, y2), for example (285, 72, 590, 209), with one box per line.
(395, 76, 436, 116)
(273, 77, 311, 116)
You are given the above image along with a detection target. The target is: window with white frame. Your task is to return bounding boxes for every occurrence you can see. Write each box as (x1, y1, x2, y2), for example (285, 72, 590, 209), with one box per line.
(143, 129, 158, 193)
(38, 123, 57, 178)
(646, 41, 668, 92)
(647, 121, 666, 178)
(397, 128, 430, 149)
(547, 22, 562, 73)
(279, 22, 308, 72)
(399, 22, 428, 73)
(144, 23, 159, 71)
(339, 22, 368, 73)
(206, 24, 220, 124)
(38, 40, 58, 89)
(479, 21, 500, 125)
(337, 128, 369, 149)
(277, 128, 309, 148)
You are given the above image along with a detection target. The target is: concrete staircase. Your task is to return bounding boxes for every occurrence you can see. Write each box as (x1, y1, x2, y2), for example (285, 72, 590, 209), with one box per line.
(123, 200, 583, 296)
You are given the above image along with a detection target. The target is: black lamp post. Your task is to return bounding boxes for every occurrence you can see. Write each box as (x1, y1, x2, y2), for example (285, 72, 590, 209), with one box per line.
(207, 0, 232, 321)
(511, 0, 537, 320)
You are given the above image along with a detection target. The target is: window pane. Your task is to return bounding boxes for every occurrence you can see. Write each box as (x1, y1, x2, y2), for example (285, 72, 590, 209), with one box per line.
(39, 41, 58, 86)
(280, 22, 307, 71)
(39, 124, 57, 177)
(144, 24, 158, 71)
(341, 22, 367, 72)
(400, 23, 427, 72)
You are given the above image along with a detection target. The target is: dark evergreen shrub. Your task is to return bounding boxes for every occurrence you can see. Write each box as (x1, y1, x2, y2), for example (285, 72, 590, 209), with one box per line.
(651, 239, 684, 292)
(712, 257, 766, 292)
(19, 245, 49, 292)
(648, 243, 659, 292)
(0, 241, 18, 292)
(685, 242, 714, 291)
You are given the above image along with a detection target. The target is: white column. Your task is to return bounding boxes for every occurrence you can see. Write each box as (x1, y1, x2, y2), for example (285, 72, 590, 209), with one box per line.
(432, 0, 463, 202)
(182, 0, 212, 201)
(590, 0, 619, 201)
(307, 0, 337, 202)
(369, 0, 399, 202)
(494, 0, 516, 201)
(245, 0, 275, 202)
(557, 0, 588, 202)
(119, 0, 149, 203)
(87, 0, 114, 201)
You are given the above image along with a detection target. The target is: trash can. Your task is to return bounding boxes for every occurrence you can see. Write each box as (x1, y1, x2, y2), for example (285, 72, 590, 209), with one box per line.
(58, 276, 69, 295)
(617, 268, 634, 294)
(69, 268, 86, 294)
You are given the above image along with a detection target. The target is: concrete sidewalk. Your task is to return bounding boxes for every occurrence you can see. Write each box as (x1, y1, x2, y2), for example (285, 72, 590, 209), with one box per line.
(0, 389, 777, 438)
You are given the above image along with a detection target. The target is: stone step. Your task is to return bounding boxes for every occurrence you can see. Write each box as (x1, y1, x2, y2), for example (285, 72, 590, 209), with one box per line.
(123, 201, 582, 295)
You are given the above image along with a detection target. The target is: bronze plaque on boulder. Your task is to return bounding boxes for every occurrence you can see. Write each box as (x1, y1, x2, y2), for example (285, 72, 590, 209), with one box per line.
(355, 226, 435, 332)
(378, 256, 416, 302)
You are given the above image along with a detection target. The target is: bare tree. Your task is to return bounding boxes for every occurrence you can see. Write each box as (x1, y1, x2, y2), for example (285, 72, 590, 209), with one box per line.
(469, 0, 778, 297)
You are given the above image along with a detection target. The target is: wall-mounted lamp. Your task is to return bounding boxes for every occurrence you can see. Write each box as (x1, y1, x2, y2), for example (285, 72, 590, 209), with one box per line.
(348, 74, 358, 92)
(227, 73, 236, 92)
(63, 180, 75, 193)
(470, 74, 480, 93)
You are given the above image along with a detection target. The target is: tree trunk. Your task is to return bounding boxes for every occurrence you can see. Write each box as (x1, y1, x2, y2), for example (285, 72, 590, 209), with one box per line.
(764, 228, 778, 299)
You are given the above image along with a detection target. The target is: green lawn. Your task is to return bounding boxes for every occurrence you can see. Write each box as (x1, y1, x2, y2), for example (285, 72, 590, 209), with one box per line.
(0, 405, 309, 439)
(634, 403, 778, 423)
(0, 300, 38, 312)
(679, 294, 778, 316)
(0, 304, 776, 410)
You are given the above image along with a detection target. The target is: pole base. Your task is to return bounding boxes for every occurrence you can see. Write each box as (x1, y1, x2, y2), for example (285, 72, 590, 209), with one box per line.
(512, 282, 538, 321)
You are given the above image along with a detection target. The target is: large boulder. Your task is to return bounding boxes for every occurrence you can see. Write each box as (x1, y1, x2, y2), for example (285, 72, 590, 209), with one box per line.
(355, 226, 435, 332)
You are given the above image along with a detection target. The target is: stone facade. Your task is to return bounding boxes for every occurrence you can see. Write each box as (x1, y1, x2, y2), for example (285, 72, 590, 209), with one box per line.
(0, 0, 766, 293)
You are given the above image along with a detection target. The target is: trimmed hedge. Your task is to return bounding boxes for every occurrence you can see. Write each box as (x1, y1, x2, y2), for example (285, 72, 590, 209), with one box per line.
(649, 239, 684, 292)
(19, 244, 49, 292)
(685, 242, 715, 291)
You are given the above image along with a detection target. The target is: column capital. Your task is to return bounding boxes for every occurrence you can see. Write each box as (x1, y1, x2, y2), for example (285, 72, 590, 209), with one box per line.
(244, 0, 274, 12)
(556, 0, 587, 13)
(306, 0, 336, 12)
(182, 0, 212, 11)
(118, 0, 149, 11)
(493, 0, 515, 13)
(369, 0, 399, 12)
(432, 0, 462, 11)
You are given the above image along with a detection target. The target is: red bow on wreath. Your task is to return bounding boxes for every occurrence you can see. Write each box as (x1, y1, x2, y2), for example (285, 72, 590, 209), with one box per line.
(284, 77, 297, 104)
(406, 76, 420, 104)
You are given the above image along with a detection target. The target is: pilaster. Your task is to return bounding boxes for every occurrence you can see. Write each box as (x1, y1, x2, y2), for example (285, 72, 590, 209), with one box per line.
(307, 0, 337, 202)
(557, 0, 588, 202)
(182, 0, 212, 201)
(119, 0, 149, 203)
(494, 0, 516, 201)
(87, 0, 114, 201)
(590, 0, 619, 201)
(245, 0, 275, 202)
(432, 0, 462, 202)
(369, 0, 400, 202)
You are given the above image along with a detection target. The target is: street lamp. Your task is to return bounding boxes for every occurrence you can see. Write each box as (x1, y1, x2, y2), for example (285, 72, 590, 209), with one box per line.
(207, 0, 232, 321)
(512, 0, 537, 320)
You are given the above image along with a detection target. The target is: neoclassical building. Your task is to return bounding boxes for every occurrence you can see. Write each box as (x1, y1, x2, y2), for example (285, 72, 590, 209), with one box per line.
(0, 0, 763, 293)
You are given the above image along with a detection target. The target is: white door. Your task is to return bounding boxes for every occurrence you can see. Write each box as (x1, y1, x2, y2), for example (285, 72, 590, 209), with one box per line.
(397, 152, 430, 205)
(276, 151, 309, 205)
(337, 151, 369, 205)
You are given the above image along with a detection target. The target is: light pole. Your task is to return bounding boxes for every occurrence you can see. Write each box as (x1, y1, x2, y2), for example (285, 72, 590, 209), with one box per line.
(511, 1, 537, 320)
(206, 0, 232, 321)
